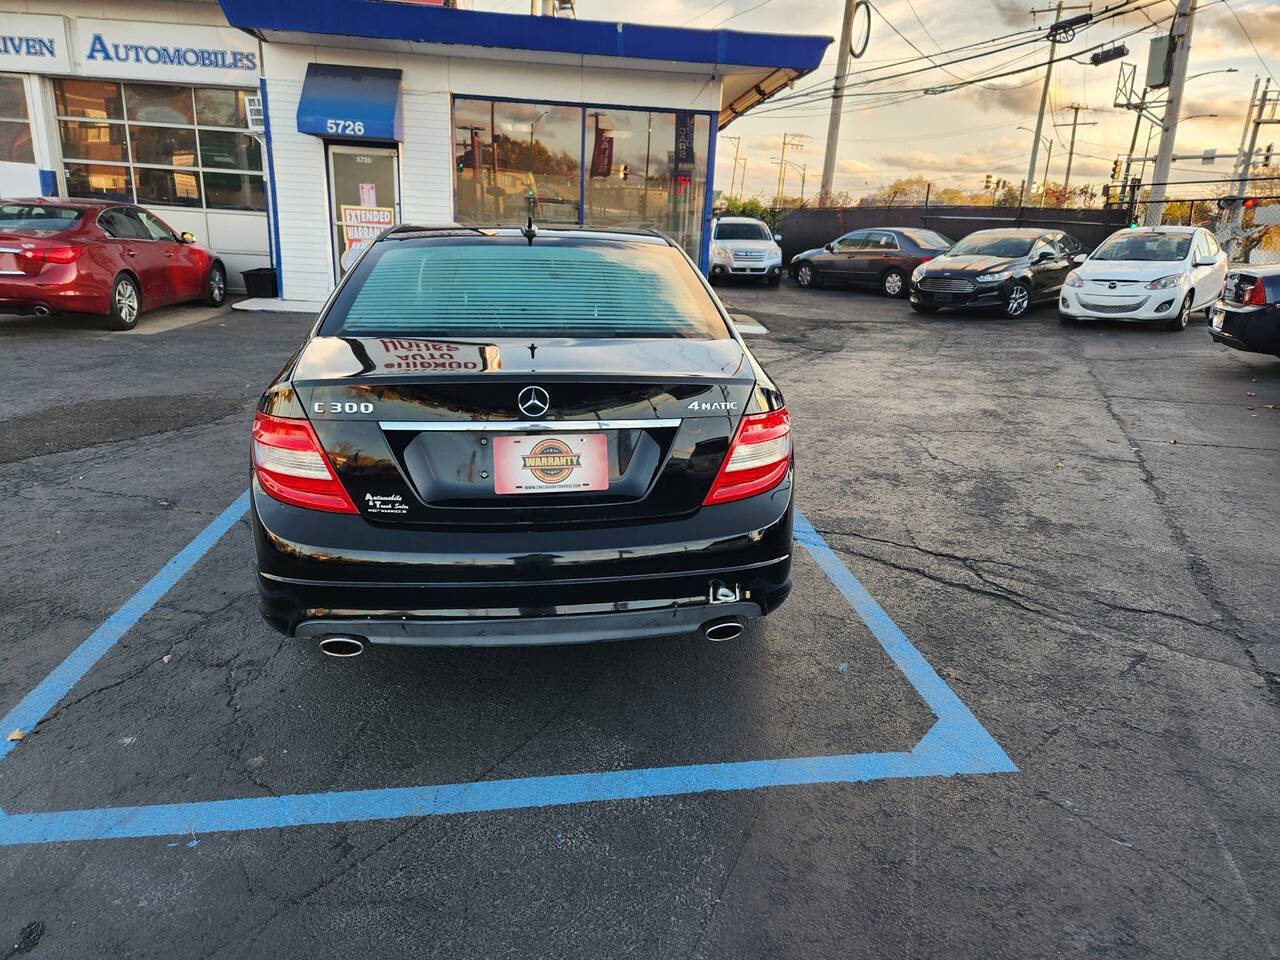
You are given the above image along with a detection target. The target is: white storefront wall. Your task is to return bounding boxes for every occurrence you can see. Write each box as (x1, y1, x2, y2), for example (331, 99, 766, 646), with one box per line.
(0, 3, 270, 291)
(262, 43, 722, 301)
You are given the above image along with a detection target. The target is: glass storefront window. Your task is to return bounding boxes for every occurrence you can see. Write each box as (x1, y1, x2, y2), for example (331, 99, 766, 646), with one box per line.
(123, 84, 194, 124)
(135, 167, 202, 207)
(195, 88, 248, 127)
(451, 99, 710, 262)
(64, 163, 132, 202)
(199, 130, 262, 170)
(54, 79, 265, 212)
(59, 120, 129, 163)
(583, 109, 708, 261)
(0, 75, 33, 164)
(55, 79, 124, 120)
(203, 172, 264, 211)
(128, 125, 197, 167)
(453, 99, 583, 225)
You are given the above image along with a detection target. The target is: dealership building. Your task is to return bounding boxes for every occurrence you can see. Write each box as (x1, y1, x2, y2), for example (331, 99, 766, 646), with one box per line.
(0, 0, 826, 299)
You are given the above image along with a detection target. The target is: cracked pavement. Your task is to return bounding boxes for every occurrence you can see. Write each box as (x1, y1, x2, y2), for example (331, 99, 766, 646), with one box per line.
(0, 285, 1277, 959)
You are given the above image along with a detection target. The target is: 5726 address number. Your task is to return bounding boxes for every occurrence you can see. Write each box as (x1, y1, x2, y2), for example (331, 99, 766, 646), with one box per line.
(325, 119, 366, 136)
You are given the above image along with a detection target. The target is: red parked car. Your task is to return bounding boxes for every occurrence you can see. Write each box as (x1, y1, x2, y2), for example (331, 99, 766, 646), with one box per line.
(0, 198, 226, 330)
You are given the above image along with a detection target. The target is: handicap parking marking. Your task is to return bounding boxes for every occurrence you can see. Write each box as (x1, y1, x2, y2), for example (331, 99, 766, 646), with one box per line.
(0, 497, 1015, 846)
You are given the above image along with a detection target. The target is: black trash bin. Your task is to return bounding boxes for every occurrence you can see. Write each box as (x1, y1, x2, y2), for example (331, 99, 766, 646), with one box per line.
(241, 267, 278, 299)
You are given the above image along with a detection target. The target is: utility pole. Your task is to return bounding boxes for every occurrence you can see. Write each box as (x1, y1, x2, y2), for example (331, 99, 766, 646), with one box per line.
(722, 135, 742, 197)
(819, 0, 856, 204)
(1144, 0, 1197, 225)
(1025, 1, 1064, 206)
(1055, 103, 1097, 197)
(775, 132, 806, 206)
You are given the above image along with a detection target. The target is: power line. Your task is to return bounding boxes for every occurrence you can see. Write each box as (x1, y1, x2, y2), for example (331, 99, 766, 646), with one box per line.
(714, 0, 773, 27)
(1219, 0, 1278, 85)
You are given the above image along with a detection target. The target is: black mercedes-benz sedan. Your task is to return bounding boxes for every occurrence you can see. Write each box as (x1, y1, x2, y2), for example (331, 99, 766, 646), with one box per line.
(252, 226, 794, 654)
(909, 228, 1080, 317)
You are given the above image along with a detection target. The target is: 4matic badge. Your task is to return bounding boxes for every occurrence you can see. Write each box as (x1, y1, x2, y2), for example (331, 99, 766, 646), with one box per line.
(687, 399, 738, 411)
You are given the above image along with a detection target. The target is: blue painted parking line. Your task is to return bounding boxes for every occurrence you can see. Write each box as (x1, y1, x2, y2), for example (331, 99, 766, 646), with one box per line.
(0, 498, 1014, 846)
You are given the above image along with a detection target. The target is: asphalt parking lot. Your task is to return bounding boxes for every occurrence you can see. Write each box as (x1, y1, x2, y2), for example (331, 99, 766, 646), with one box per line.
(1, 284, 1277, 959)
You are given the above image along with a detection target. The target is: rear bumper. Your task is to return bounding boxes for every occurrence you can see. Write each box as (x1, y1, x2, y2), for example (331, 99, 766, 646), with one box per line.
(253, 470, 794, 645)
(0, 270, 109, 316)
(1208, 304, 1280, 354)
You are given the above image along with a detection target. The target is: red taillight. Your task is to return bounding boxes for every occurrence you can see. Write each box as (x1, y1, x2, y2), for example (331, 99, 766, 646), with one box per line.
(251, 411, 357, 514)
(1243, 279, 1267, 306)
(703, 408, 792, 506)
(20, 245, 82, 264)
(919, 255, 934, 263)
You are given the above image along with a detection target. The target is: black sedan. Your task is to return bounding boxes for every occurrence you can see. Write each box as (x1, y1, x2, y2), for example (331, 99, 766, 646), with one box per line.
(909, 228, 1080, 317)
(251, 225, 794, 655)
(1210, 267, 1280, 357)
(789, 227, 952, 297)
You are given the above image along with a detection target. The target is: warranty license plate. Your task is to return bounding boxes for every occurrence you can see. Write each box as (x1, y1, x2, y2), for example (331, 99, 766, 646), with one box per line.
(493, 433, 609, 494)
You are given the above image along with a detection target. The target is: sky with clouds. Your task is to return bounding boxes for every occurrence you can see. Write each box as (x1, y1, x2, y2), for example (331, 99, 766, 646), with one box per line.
(471, 0, 1278, 200)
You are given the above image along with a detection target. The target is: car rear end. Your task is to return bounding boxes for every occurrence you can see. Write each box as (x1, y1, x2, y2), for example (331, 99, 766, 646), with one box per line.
(0, 201, 108, 316)
(1210, 269, 1280, 356)
(252, 228, 794, 649)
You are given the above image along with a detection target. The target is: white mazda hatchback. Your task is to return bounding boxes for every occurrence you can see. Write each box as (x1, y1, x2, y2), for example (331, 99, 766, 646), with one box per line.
(1059, 226, 1228, 330)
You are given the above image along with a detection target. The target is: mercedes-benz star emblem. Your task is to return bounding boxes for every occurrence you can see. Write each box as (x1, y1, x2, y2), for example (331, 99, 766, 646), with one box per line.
(518, 385, 550, 418)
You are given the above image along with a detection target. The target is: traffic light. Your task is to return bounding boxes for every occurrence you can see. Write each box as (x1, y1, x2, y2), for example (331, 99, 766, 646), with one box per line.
(1243, 196, 1259, 209)
(1110, 158, 1122, 180)
(1262, 143, 1274, 168)
(984, 174, 992, 189)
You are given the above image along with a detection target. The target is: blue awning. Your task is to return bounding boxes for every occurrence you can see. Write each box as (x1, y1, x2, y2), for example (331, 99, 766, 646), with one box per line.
(296, 63, 403, 141)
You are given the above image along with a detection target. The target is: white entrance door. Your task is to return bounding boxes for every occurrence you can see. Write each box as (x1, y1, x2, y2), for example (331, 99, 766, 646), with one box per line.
(327, 144, 401, 279)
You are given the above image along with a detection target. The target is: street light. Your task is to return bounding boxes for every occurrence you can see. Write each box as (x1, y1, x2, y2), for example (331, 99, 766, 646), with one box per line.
(1019, 125, 1054, 207)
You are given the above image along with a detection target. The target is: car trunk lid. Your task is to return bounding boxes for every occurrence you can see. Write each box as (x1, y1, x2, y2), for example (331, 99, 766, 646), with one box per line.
(292, 336, 756, 526)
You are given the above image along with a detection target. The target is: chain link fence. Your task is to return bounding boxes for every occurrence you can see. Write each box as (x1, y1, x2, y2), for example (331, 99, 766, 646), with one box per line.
(1122, 196, 1280, 266)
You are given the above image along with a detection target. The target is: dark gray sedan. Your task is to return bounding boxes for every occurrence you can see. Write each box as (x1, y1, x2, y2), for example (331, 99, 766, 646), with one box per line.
(788, 227, 952, 297)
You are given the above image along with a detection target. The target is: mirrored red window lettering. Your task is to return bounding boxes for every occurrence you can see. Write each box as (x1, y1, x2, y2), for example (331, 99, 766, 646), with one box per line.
(0, 75, 33, 164)
(453, 99, 583, 226)
(54, 79, 264, 212)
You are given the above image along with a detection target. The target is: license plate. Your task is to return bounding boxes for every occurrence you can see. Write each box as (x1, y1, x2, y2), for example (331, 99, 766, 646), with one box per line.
(0, 252, 21, 276)
(1212, 311, 1224, 330)
(493, 433, 608, 494)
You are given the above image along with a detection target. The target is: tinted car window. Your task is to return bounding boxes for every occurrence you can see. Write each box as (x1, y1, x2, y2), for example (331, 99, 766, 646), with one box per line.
(834, 231, 866, 252)
(1031, 237, 1058, 259)
(1091, 232, 1192, 262)
(98, 208, 146, 239)
(949, 233, 1034, 258)
(903, 229, 951, 248)
(715, 222, 770, 241)
(867, 231, 899, 250)
(322, 238, 731, 340)
(0, 204, 83, 231)
(132, 208, 176, 241)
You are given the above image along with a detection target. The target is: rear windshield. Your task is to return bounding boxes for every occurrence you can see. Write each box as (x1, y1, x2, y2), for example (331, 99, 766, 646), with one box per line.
(0, 204, 84, 232)
(1091, 232, 1192, 262)
(321, 238, 730, 339)
(948, 233, 1034, 258)
(715, 222, 771, 241)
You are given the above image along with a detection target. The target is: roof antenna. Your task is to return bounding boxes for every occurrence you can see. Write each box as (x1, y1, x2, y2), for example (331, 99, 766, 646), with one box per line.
(521, 216, 538, 246)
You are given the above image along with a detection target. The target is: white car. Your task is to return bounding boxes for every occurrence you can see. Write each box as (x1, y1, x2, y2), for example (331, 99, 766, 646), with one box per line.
(708, 216, 783, 286)
(1058, 226, 1228, 330)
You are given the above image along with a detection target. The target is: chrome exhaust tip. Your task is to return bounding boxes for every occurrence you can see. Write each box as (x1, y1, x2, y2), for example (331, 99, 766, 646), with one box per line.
(703, 618, 744, 642)
(318, 635, 365, 658)
(32, 305, 50, 317)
